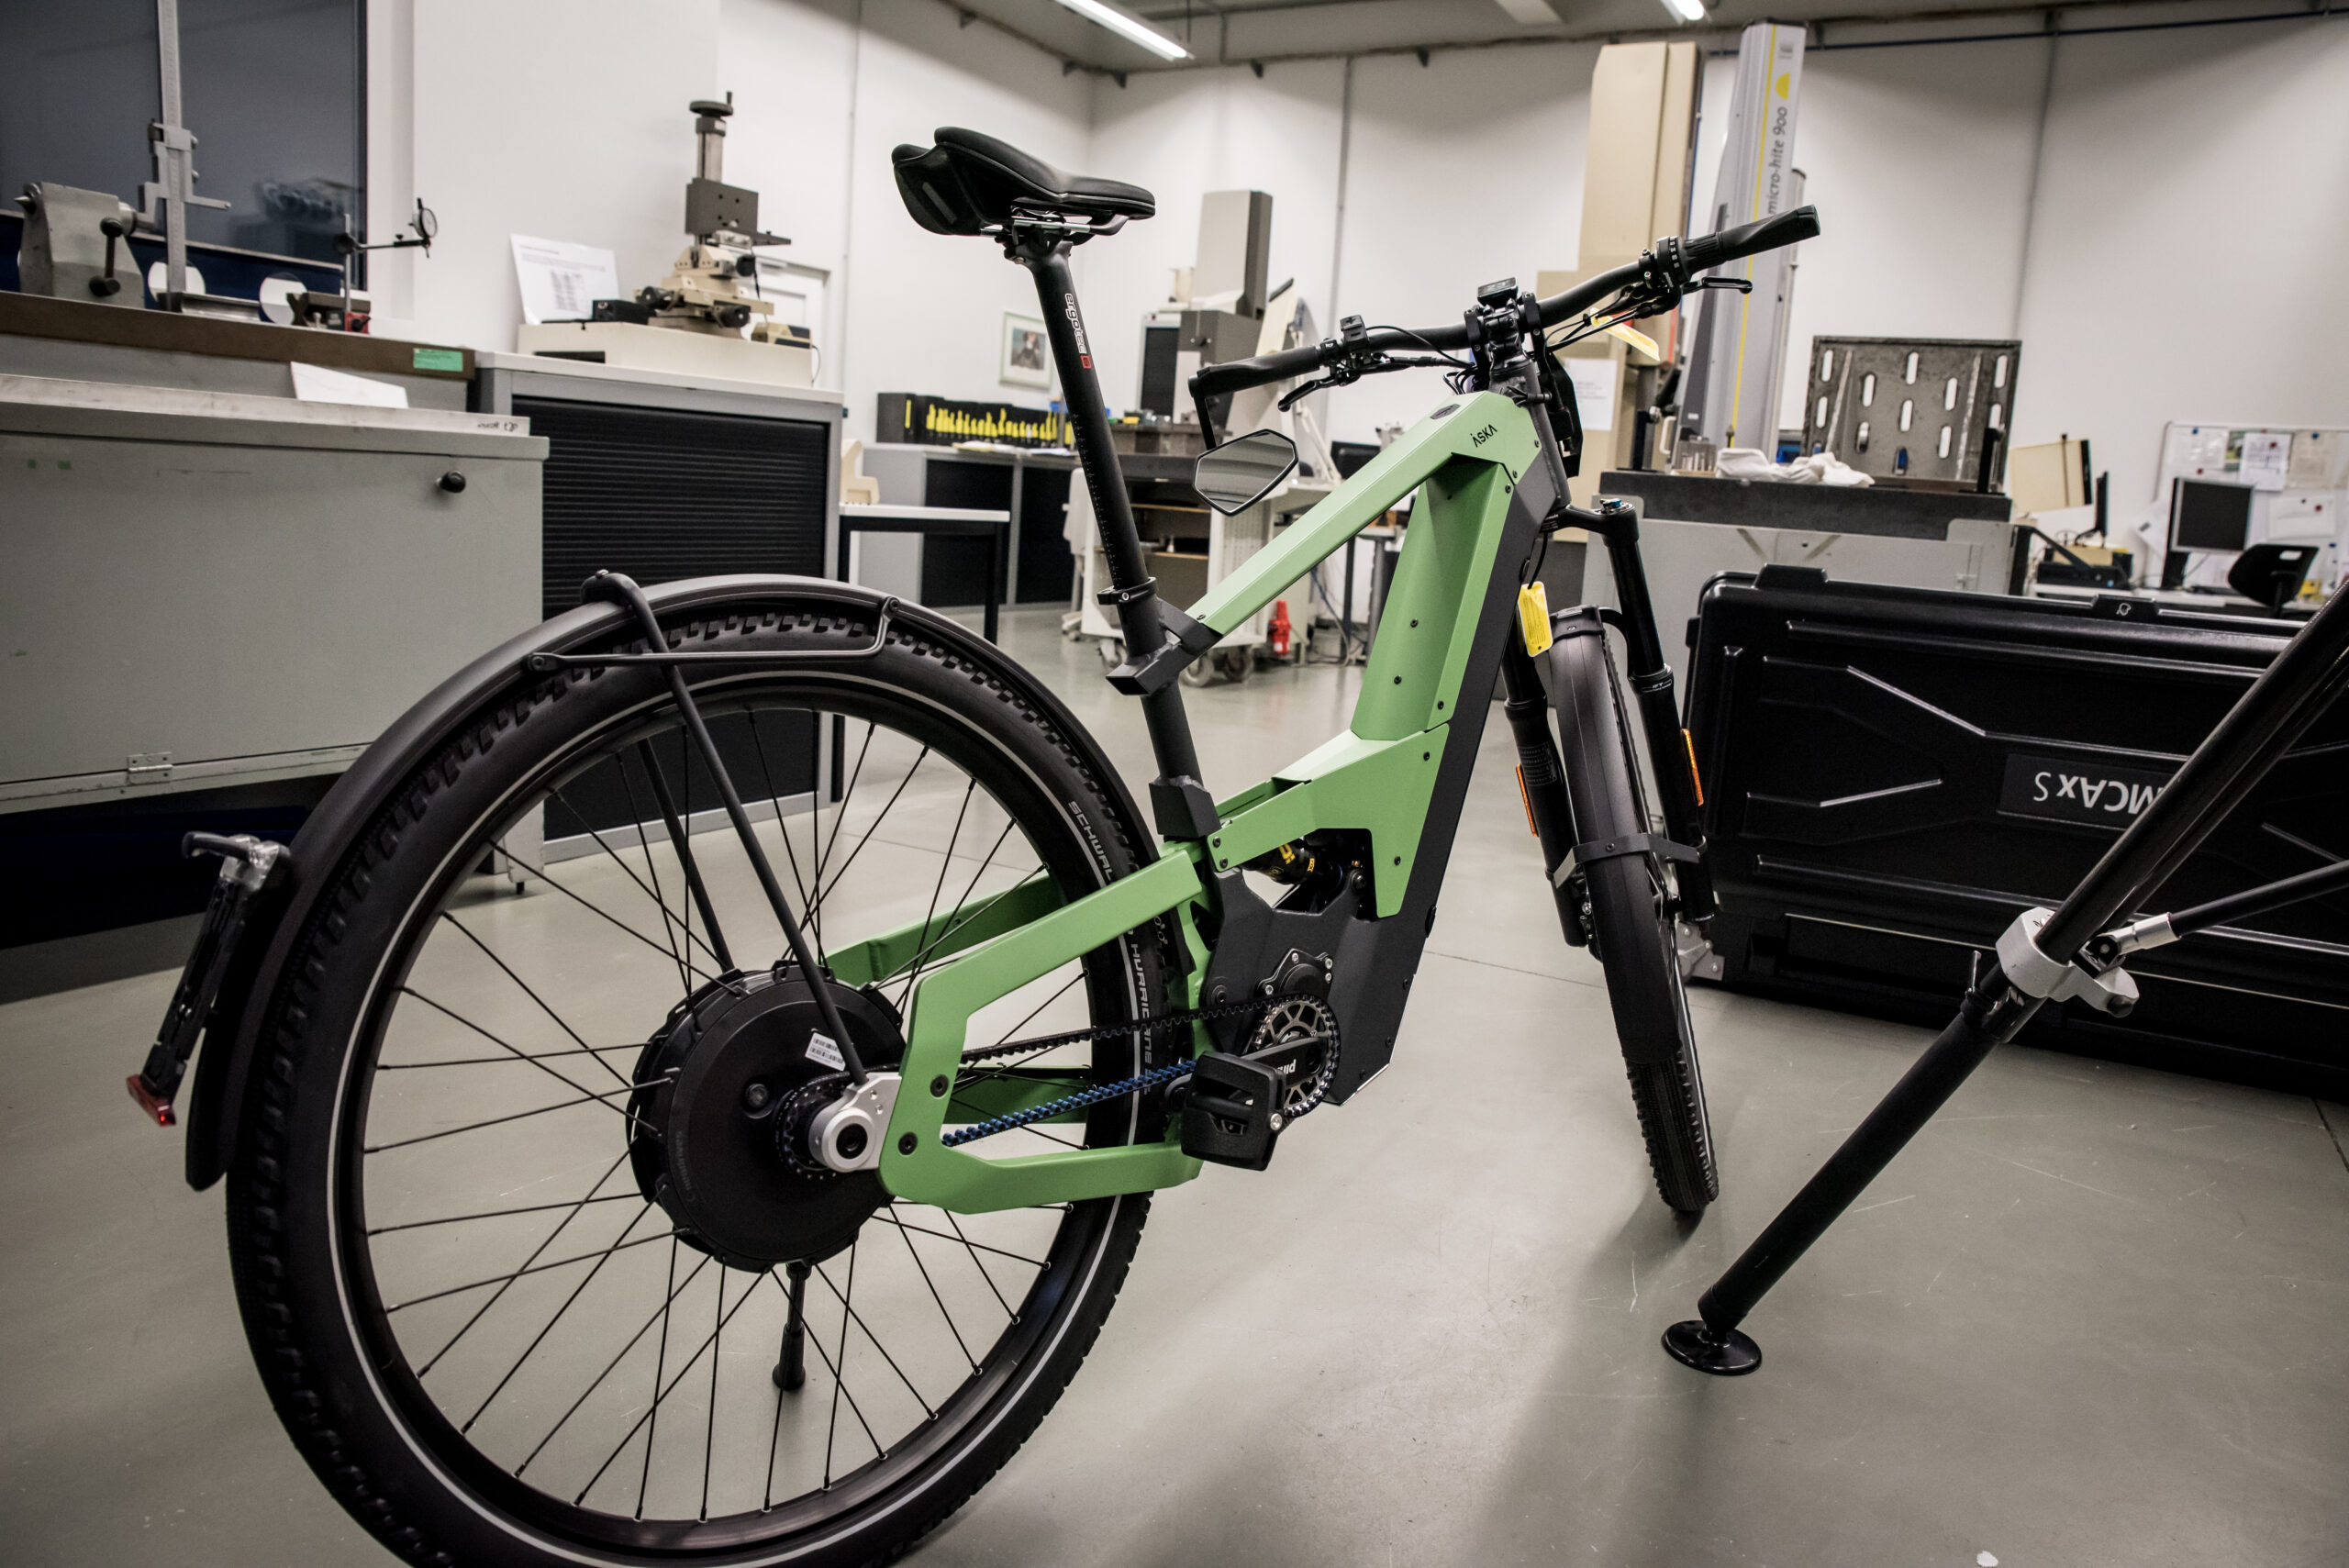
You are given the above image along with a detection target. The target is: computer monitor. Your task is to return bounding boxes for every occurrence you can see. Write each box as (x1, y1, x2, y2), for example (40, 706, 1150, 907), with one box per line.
(2162, 477, 2256, 587)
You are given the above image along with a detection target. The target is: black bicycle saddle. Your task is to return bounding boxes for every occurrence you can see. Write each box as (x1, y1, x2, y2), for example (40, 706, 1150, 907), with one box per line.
(893, 128, 1155, 236)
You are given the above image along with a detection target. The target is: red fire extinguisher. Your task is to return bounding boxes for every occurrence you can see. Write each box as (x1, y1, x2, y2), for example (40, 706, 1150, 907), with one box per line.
(1268, 600, 1293, 659)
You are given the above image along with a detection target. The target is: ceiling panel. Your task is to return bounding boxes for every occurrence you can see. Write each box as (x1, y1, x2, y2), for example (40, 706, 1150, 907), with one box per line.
(956, 0, 2165, 71)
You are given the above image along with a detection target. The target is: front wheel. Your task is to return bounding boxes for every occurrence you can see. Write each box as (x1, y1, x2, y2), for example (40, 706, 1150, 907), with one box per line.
(226, 584, 1174, 1566)
(1551, 626, 1719, 1214)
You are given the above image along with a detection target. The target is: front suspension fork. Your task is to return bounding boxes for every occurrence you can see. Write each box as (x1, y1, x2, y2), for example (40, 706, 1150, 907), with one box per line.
(1498, 638, 1587, 946)
(1588, 501, 1716, 926)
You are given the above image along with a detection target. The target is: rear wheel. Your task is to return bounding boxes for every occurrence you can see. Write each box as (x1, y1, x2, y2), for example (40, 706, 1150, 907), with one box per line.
(226, 587, 1174, 1566)
(1551, 626, 1718, 1214)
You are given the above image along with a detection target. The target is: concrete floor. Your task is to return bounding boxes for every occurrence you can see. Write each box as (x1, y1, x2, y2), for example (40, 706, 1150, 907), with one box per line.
(5, 605, 2346, 1566)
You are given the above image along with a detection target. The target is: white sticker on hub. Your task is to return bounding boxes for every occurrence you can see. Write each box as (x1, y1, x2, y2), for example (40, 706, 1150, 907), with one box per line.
(805, 1032, 845, 1071)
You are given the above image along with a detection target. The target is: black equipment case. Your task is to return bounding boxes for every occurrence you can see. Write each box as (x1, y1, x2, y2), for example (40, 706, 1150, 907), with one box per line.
(1684, 567, 2349, 1099)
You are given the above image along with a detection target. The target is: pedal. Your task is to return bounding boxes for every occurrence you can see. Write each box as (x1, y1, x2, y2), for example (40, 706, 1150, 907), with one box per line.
(1178, 1052, 1286, 1171)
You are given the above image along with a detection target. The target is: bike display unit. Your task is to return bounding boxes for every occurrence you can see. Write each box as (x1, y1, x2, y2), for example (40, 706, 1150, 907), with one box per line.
(127, 124, 1813, 1564)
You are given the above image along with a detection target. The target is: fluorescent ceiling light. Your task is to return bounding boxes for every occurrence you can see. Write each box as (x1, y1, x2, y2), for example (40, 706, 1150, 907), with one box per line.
(1492, 0, 1561, 22)
(1046, 0, 1192, 60)
(1658, 0, 1708, 19)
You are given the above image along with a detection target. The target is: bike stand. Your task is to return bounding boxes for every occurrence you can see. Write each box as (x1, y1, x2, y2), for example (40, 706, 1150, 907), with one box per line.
(1658, 584, 2349, 1376)
(773, 1259, 811, 1392)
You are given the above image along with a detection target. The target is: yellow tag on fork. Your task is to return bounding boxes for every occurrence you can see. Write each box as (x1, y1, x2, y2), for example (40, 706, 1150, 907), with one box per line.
(1517, 582, 1553, 657)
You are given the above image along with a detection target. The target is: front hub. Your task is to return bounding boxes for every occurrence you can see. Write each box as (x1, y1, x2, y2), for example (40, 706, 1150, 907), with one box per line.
(629, 967, 904, 1270)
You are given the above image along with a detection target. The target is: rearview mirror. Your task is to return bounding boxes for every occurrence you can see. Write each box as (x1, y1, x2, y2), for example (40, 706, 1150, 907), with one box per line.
(1192, 429, 1298, 516)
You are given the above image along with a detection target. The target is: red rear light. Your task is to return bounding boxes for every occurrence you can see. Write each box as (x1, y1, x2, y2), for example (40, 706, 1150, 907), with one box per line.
(127, 1074, 176, 1128)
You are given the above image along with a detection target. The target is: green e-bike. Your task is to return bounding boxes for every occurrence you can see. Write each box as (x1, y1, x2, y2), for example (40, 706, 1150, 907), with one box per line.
(129, 128, 1815, 1565)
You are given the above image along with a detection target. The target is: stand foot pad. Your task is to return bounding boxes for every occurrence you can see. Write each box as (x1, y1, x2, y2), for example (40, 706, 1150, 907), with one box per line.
(1663, 1319, 1763, 1376)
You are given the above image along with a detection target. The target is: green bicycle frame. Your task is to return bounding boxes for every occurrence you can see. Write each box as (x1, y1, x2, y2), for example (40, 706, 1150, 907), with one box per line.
(834, 392, 1541, 1214)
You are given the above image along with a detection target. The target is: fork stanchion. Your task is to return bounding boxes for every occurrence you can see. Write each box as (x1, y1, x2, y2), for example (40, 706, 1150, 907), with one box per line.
(1667, 587, 2349, 1374)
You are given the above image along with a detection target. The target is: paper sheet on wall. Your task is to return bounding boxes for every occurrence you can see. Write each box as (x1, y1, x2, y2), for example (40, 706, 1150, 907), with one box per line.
(2168, 424, 2231, 479)
(2238, 429, 2290, 491)
(1565, 359, 1618, 433)
(511, 236, 619, 325)
(2288, 430, 2345, 490)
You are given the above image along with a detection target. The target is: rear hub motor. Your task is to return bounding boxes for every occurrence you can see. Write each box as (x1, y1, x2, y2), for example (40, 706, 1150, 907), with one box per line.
(629, 967, 903, 1271)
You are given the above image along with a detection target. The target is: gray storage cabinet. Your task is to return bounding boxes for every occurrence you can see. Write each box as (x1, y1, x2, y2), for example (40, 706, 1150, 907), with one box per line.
(0, 375, 541, 950)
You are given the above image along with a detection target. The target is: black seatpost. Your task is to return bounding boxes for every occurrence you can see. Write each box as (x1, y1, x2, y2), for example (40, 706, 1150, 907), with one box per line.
(1019, 236, 1217, 839)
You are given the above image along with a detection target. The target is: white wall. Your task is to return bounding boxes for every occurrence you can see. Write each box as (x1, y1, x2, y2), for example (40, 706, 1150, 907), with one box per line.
(723, 0, 1093, 443)
(369, 0, 1088, 442)
(1714, 39, 2050, 445)
(1320, 43, 1601, 442)
(390, 0, 727, 354)
(365, 4, 2349, 503)
(1694, 16, 2349, 509)
(2018, 16, 2349, 511)
(1085, 61, 1348, 418)
(1084, 44, 1607, 445)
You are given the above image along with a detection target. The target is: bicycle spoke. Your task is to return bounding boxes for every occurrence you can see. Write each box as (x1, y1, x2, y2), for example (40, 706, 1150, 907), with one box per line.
(748, 708, 822, 966)
(811, 1259, 934, 1418)
(439, 912, 611, 1075)
(640, 735, 736, 973)
(790, 1273, 882, 1478)
(888, 818, 1024, 1008)
(567, 1245, 768, 1511)
(881, 1209, 1046, 1275)
(701, 1268, 725, 1519)
(946, 1212, 1019, 1316)
(389, 1162, 647, 1345)
(632, 1237, 680, 1518)
(547, 783, 727, 975)
(823, 1240, 858, 1488)
(888, 1208, 977, 1372)
(517, 1251, 713, 1477)
(613, 762, 695, 995)
(376, 1043, 640, 1072)
(461, 1200, 664, 1431)
(390, 1227, 673, 1319)
(902, 777, 974, 989)
(397, 985, 633, 1097)
(362, 1077, 645, 1155)
(809, 747, 930, 910)
(808, 721, 876, 951)
(369, 1190, 640, 1237)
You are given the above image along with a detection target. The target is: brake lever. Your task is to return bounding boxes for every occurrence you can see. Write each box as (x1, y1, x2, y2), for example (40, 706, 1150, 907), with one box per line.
(1278, 371, 1350, 411)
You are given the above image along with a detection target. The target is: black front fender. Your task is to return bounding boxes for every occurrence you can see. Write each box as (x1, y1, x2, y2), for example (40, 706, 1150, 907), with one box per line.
(182, 574, 1149, 1189)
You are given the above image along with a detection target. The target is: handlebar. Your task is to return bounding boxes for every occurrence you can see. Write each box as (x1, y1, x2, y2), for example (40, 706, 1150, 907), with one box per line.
(1679, 205, 1820, 275)
(1190, 205, 1820, 412)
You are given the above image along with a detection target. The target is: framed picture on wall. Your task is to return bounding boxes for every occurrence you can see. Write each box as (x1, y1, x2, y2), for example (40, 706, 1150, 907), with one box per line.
(1001, 312, 1051, 389)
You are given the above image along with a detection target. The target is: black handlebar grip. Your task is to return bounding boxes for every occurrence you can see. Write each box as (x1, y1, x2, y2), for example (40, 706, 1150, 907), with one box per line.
(1190, 340, 1329, 402)
(1681, 205, 1820, 274)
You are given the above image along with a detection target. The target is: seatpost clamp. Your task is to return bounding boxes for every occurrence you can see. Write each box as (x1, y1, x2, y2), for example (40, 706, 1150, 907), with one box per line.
(1096, 576, 1158, 608)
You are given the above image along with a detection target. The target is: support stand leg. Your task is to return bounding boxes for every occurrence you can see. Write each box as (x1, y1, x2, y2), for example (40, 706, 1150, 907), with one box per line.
(772, 1259, 810, 1392)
